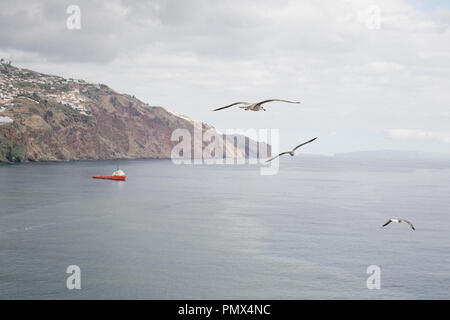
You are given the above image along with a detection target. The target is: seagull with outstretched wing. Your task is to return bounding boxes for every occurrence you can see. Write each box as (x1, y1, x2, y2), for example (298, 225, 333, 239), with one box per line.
(382, 218, 415, 230)
(265, 137, 317, 163)
(212, 102, 250, 112)
(213, 99, 300, 112)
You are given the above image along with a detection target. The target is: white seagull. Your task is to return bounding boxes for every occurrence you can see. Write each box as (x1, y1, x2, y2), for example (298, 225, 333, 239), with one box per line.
(382, 218, 415, 231)
(265, 137, 317, 163)
(213, 99, 300, 112)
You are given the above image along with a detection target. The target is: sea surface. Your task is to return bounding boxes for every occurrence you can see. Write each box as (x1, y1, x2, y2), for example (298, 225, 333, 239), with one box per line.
(0, 157, 449, 299)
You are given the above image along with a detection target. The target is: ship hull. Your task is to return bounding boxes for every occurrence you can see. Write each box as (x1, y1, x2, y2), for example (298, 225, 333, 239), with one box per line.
(92, 175, 127, 181)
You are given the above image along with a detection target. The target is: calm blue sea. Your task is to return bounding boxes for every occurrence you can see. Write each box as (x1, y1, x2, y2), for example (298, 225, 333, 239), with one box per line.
(0, 157, 449, 299)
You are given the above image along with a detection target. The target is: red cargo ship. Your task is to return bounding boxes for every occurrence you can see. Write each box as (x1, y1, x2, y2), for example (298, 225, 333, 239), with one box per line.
(93, 169, 127, 181)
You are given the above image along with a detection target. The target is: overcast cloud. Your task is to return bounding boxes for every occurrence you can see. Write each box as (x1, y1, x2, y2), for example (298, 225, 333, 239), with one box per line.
(1, 0, 449, 154)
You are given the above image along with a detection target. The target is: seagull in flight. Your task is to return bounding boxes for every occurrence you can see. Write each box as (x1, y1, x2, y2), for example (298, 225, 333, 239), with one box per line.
(382, 218, 415, 231)
(265, 137, 317, 163)
(213, 99, 300, 112)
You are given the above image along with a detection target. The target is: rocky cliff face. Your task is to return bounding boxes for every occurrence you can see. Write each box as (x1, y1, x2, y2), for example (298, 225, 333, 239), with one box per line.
(0, 63, 269, 162)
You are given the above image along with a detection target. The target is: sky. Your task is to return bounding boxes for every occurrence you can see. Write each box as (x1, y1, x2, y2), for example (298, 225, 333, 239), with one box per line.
(1, 0, 449, 155)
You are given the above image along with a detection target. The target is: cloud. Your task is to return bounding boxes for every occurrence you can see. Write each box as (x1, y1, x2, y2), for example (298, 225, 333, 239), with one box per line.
(388, 129, 450, 143)
(1, 0, 450, 153)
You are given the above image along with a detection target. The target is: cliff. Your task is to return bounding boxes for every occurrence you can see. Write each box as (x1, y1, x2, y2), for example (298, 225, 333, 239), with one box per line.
(0, 62, 270, 162)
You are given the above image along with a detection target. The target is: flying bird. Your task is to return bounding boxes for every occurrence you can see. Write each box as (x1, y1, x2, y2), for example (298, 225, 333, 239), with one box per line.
(213, 99, 300, 112)
(265, 137, 317, 163)
(382, 218, 415, 231)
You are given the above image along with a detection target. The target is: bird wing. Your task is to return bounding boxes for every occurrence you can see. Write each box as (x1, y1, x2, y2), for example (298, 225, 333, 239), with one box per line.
(292, 137, 318, 151)
(382, 219, 392, 227)
(257, 99, 300, 106)
(213, 102, 249, 111)
(265, 152, 290, 163)
(400, 219, 415, 230)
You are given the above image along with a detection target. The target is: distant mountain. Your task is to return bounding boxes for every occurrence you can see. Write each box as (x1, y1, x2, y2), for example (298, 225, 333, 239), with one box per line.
(0, 62, 269, 162)
(335, 150, 450, 160)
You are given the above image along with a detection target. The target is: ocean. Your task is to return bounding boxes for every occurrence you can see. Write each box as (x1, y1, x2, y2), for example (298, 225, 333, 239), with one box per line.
(0, 157, 449, 299)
